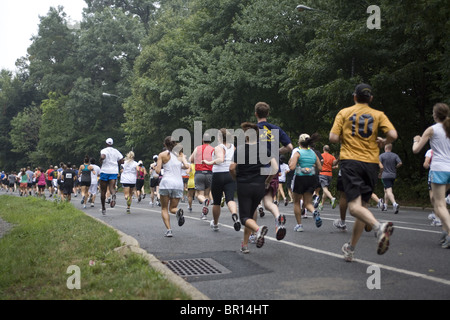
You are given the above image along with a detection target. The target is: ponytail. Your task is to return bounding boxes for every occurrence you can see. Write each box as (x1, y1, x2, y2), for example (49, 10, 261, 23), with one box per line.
(444, 117, 450, 139)
(433, 103, 449, 138)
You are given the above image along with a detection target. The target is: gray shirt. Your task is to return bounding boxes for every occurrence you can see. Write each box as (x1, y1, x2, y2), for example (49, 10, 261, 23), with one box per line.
(380, 152, 402, 179)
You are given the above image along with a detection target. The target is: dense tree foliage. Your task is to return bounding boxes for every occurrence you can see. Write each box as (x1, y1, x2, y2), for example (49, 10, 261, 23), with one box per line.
(0, 0, 448, 202)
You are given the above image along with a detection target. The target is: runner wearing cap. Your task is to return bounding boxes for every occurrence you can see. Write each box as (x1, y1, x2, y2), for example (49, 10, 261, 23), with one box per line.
(99, 138, 124, 215)
(329, 83, 398, 261)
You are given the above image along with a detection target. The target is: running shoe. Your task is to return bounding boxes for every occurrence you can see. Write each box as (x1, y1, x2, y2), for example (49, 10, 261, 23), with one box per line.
(284, 198, 289, 206)
(441, 236, 450, 249)
(102, 209, 106, 216)
(376, 222, 394, 255)
(210, 219, 219, 231)
(164, 229, 173, 237)
(431, 218, 442, 227)
(428, 212, 436, 220)
(439, 231, 448, 245)
(275, 214, 287, 241)
(377, 198, 384, 210)
(318, 203, 323, 211)
(342, 243, 354, 262)
(110, 194, 116, 208)
(176, 209, 185, 227)
(202, 199, 210, 216)
(301, 208, 308, 219)
(249, 234, 256, 244)
(232, 213, 241, 231)
(294, 224, 304, 232)
(240, 243, 250, 254)
(382, 203, 387, 212)
(81, 196, 86, 205)
(331, 197, 337, 209)
(313, 210, 322, 228)
(333, 219, 347, 231)
(126, 208, 131, 214)
(258, 205, 265, 218)
(255, 226, 268, 248)
(393, 203, 399, 214)
(313, 195, 320, 209)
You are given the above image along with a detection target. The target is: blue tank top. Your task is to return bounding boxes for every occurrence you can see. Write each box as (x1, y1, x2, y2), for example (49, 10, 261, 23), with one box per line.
(295, 148, 317, 176)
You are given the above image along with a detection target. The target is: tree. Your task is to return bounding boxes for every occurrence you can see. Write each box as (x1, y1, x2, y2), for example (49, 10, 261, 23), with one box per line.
(26, 6, 80, 96)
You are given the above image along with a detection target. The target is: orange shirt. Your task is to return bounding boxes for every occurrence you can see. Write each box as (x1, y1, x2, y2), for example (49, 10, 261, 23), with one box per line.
(320, 152, 336, 177)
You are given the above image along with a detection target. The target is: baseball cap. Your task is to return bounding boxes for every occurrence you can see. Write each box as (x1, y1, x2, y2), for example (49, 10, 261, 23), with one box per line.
(354, 83, 373, 98)
(106, 138, 114, 145)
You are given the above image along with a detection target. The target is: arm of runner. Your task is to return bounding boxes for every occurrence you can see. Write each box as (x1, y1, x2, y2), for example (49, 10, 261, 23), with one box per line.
(288, 151, 300, 171)
(413, 126, 433, 154)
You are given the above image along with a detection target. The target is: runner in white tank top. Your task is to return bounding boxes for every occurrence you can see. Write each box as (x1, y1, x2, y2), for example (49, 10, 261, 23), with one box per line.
(413, 103, 450, 248)
(156, 137, 190, 237)
(203, 129, 240, 232)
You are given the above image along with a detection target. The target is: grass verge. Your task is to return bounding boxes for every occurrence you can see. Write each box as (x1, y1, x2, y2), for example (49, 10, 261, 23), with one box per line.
(0, 195, 191, 300)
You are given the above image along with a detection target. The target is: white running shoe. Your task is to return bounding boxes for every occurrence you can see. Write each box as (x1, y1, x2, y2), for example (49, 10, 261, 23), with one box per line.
(255, 226, 268, 248)
(164, 229, 173, 237)
(342, 243, 354, 262)
(393, 203, 399, 214)
(376, 222, 394, 255)
(210, 219, 219, 231)
(333, 219, 347, 231)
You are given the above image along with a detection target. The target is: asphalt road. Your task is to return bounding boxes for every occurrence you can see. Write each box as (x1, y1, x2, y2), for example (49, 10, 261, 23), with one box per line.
(67, 190, 450, 301)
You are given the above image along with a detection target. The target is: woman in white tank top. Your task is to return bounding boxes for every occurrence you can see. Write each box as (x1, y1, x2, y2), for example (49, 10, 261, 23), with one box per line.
(203, 129, 240, 232)
(156, 137, 190, 237)
(413, 103, 450, 248)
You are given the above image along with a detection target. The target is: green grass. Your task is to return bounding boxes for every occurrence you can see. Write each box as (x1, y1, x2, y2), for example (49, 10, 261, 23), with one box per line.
(0, 196, 191, 300)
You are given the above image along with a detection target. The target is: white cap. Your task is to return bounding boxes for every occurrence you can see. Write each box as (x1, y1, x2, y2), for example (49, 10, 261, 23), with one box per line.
(106, 138, 113, 145)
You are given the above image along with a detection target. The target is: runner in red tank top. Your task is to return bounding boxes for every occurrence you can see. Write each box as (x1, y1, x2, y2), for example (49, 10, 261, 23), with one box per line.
(189, 133, 214, 219)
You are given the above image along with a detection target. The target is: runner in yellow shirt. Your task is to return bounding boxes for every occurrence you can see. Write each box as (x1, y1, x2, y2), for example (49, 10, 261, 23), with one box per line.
(329, 83, 398, 261)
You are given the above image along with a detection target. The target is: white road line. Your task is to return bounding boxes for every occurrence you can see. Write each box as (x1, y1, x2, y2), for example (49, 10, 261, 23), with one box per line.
(111, 204, 450, 287)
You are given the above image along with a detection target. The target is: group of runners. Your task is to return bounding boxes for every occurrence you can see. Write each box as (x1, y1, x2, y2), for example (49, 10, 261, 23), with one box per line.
(2, 83, 449, 261)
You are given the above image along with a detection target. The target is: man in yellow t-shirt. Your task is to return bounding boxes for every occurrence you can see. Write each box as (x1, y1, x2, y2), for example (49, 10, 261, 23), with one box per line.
(329, 83, 398, 261)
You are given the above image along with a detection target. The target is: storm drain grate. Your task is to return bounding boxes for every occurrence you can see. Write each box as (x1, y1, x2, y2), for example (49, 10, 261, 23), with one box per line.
(164, 258, 231, 277)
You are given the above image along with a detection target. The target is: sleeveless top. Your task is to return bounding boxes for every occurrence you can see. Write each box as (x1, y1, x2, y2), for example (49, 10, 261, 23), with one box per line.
(159, 151, 184, 190)
(430, 123, 450, 172)
(80, 164, 91, 183)
(295, 148, 317, 176)
(136, 166, 145, 180)
(212, 144, 235, 173)
(194, 144, 214, 172)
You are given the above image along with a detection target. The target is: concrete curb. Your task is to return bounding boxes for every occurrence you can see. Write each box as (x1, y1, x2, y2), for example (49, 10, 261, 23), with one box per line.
(88, 214, 210, 301)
